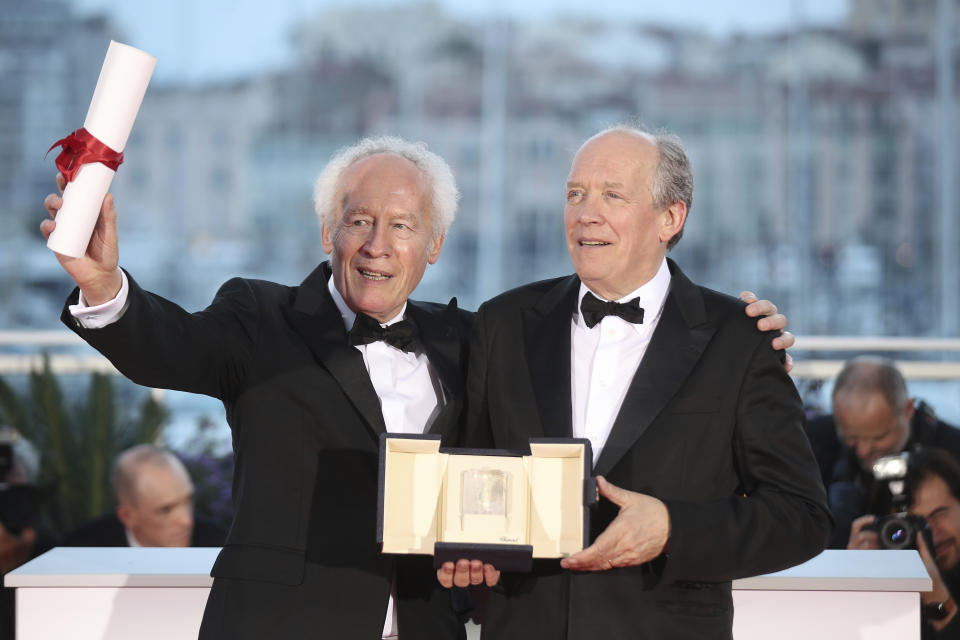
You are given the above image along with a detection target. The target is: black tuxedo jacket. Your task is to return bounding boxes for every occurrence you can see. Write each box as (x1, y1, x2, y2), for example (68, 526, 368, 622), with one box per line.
(62, 513, 227, 547)
(464, 259, 831, 640)
(62, 262, 472, 639)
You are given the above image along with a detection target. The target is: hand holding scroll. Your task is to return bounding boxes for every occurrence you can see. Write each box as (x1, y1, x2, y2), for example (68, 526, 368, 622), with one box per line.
(560, 476, 670, 571)
(42, 173, 122, 306)
(45, 41, 154, 259)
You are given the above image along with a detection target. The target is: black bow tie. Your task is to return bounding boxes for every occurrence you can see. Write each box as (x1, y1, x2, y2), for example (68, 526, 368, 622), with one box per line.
(348, 313, 421, 353)
(580, 292, 645, 329)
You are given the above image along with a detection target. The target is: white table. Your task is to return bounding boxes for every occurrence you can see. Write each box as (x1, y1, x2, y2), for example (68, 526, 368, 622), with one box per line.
(5, 547, 219, 640)
(733, 549, 931, 639)
(5, 548, 932, 639)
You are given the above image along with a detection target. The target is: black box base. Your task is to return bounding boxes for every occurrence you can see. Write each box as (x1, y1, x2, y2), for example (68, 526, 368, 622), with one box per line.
(433, 542, 534, 573)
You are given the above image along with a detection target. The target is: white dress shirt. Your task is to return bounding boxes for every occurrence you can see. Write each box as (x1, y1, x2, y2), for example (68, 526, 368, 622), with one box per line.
(327, 278, 444, 440)
(70, 270, 441, 639)
(125, 528, 143, 547)
(330, 278, 444, 640)
(571, 258, 672, 465)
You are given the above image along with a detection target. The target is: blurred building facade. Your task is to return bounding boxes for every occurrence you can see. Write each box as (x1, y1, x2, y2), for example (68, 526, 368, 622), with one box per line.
(2, 0, 957, 335)
(0, 0, 123, 325)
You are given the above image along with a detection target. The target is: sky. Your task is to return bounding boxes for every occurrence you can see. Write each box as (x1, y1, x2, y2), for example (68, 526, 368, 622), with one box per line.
(72, 0, 850, 82)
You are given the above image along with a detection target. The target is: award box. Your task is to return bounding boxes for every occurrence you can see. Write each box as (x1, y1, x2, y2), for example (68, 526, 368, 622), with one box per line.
(377, 433, 596, 572)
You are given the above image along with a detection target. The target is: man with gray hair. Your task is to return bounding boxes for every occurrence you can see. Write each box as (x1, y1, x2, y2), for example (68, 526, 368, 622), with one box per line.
(62, 444, 225, 548)
(442, 125, 830, 639)
(43, 131, 791, 638)
(42, 136, 472, 639)
(805, 356, 960, 549)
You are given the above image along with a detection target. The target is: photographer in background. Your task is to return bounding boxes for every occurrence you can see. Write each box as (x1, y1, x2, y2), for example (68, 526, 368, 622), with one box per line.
(806, 356, 960, 548)
(0, 426, 56, 638)
(849, 447, 960, 637)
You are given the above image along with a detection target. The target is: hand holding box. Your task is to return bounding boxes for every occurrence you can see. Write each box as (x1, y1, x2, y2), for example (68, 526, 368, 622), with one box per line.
(378, 434, 597, 572)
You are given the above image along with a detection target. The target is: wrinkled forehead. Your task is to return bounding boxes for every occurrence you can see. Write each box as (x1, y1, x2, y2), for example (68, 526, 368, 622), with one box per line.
(569, 130, 659, 181)
(833, 390, 904, 436)
(338, 153, 432, 215)
(132, 461, 194, 503)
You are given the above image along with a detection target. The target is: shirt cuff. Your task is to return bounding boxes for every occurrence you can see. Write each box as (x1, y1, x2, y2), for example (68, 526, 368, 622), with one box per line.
(68, 269, 130, 329)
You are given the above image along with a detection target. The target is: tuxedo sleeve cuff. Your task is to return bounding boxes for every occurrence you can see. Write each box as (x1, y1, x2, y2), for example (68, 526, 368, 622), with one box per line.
(69, 269, 130, 329)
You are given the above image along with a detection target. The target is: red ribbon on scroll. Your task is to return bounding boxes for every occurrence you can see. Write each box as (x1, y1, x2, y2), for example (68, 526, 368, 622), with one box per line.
(46, 128, 124, 183)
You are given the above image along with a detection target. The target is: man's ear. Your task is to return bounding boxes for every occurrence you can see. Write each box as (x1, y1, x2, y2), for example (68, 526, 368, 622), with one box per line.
(116, 503, 135, 530)
(321, 223, 334, 255)
(659, 201, 688, 245)
(427, 232, 445, 264)
(904, 398, 916, 423)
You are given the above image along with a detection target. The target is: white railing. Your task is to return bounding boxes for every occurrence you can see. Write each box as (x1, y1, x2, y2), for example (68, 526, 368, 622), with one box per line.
(789, 336, 960, 380)
(2, 331, 960, 379)
(794, 336, 960, 352)
(0, 330, 118, 375)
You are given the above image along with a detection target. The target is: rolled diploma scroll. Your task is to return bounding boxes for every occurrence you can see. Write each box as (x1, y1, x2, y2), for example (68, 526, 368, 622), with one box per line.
(46, 41, 156, 258)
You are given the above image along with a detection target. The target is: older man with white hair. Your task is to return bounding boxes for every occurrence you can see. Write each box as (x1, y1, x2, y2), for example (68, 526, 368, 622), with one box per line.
(445, 125, 829, 640)
(43, 137, 472, 639)
(43, 132, 793, 639)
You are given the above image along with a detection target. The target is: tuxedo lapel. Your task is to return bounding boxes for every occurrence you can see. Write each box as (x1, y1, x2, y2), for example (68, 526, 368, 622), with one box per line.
(524, 276, 579, 439)
(406, 298, 463, 443)
(284, 263, 387, 437)
(594, 260, 716, 477)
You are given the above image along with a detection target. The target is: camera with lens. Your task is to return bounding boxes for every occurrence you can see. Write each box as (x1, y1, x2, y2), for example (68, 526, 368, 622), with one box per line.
(872, 513, 930, 550)
(864, 452, 931, 550)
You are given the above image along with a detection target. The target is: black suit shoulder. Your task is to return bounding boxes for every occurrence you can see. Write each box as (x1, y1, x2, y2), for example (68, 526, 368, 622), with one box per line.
(695, 284, 748, 319)
(409, 298, 475, 329)
(477, 268, 751, 321)
(806, 413, 839, 442)
(479, 268, 758, 336)
(686, 279, 763, 331)
(693, 284, 793, 373)
(804, 413, 843, 486)
(206, 276, 296, 330)
(62, 513, 227, 547)
(914, 402, 960, 455)
(479, 275, 574, 311)
(661, 270, 784, 371)
(61, 514, 128, 547)
(192, 516, 228, 547)
(218, 276, 295, 305)
(450, 305, 476, 339)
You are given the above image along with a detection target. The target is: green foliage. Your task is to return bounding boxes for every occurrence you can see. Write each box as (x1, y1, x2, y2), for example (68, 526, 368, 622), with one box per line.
(0, 356, 169, 533)
(0, 375, 30, 436)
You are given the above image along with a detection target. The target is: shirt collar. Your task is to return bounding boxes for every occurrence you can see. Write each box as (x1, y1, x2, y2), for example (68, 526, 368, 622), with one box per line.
(327, 274, 407, 332)
(576, 257, 672, 333)
(125, 528, 143, 548)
